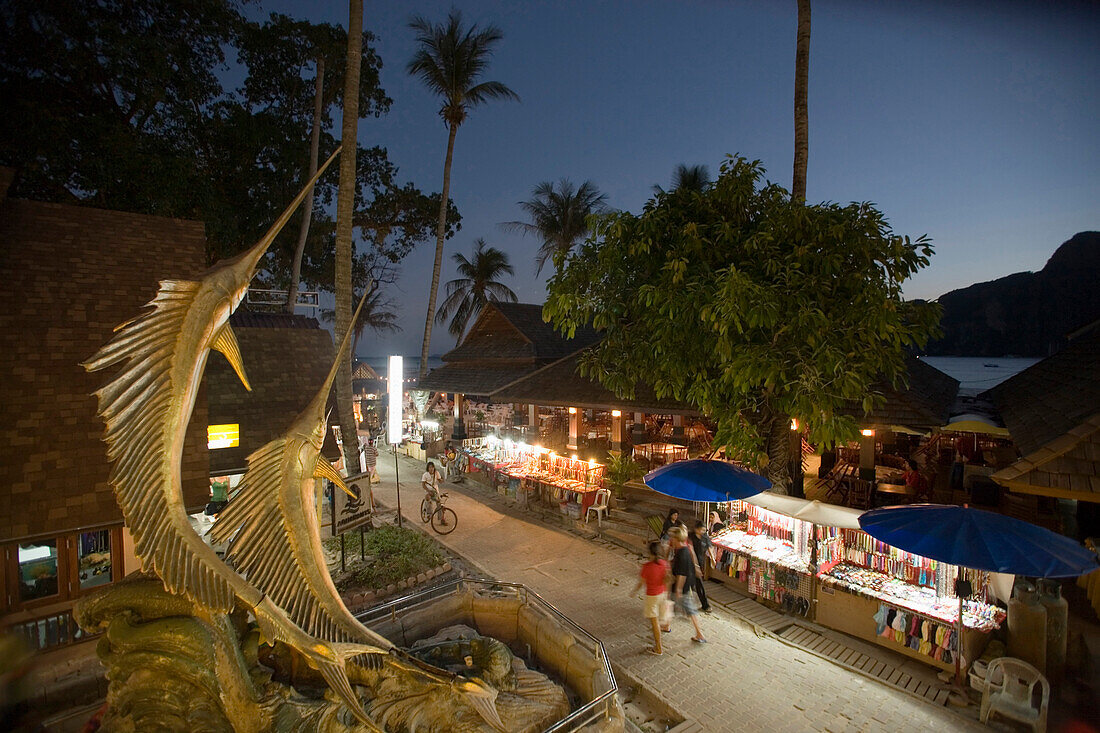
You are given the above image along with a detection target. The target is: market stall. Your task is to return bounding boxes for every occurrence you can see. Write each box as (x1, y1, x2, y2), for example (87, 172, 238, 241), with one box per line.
(459, 439, 605, 517)
(709, 495, 1006, 672)
(815, 529, 1005, 672)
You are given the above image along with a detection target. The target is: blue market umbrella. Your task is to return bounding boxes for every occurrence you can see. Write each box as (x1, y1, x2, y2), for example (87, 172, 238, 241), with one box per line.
(644, 459, 771, 503)
(860, 503, 1099, 688)
(859, 504, 1099, 578)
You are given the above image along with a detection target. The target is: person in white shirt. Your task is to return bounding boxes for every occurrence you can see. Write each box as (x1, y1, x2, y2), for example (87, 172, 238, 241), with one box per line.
(421, 461, 441, 507)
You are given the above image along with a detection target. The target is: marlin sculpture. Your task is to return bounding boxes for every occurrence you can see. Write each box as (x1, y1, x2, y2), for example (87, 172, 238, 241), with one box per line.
(212, 290, 505, 730)
(84, 149, 505, 731)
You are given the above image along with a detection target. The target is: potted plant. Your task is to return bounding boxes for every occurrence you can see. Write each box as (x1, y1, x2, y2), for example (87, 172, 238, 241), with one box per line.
(604, 450, 643, 508)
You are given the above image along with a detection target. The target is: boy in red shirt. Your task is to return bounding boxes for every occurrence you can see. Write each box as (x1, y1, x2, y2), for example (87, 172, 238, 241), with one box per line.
(632, 541, 670, 655)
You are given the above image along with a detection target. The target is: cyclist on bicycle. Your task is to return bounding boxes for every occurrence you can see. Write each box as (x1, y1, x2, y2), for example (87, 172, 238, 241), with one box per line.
(421, 461, 442, 510)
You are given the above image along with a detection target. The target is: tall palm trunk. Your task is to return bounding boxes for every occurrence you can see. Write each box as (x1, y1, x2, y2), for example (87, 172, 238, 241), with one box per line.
(286, 57, 325, 312)
(335, 0, 362, 472)
(418, 122, 457, 380)
(792, 0, 811, 203)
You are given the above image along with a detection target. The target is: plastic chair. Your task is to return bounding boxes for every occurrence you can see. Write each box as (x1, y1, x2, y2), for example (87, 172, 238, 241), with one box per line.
(980, 657, 1049, 733)
(585, 488, 611, 526)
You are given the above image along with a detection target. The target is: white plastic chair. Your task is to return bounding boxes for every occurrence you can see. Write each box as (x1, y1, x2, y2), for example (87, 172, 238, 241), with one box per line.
(979, 657, 1050, 733)
(585, 488, 611, 526)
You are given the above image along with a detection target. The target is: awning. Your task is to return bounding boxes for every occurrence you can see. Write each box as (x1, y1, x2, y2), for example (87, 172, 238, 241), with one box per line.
(744, 493, 864, 529)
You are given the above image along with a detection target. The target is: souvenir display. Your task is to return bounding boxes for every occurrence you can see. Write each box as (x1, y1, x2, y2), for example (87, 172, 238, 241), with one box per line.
(458, 441, 604, 513)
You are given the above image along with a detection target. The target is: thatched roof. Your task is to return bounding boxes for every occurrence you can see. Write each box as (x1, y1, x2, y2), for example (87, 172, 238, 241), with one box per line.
(988, 323, 1100, 502)
(839, 355, 959, 429)
(491, 350, 696, 414)
(0, 195, 210, 539)
(420, 302, 600, 395)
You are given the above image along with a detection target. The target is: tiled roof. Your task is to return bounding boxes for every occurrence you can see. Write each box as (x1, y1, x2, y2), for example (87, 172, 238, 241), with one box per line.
(491, 302, 601, 359)
(0, 198, 210, 540)
(230, 310, 321, 330)
(206, 320, 336, 474)
(491, 351, 697, 414)
(984, 325, 1100, 456)
(840, 355, 959, 429)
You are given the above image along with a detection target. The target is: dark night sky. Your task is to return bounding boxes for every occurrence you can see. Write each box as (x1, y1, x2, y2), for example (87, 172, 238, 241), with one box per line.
(253, 0, 1099, 359)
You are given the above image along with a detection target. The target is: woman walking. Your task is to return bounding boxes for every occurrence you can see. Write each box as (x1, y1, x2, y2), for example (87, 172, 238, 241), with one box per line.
(632, 540, 670, 655)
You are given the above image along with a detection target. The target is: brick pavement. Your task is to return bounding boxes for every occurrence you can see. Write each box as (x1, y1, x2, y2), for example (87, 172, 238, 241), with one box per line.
(370, 450, 984, 732)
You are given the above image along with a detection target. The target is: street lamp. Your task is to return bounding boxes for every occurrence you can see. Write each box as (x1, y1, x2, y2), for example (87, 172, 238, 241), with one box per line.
(389, 355, 403, 526)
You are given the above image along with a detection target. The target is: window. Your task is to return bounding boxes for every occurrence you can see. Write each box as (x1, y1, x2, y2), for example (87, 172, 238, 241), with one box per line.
(18, 540, 59, 602)
(78, 530, 112, 591)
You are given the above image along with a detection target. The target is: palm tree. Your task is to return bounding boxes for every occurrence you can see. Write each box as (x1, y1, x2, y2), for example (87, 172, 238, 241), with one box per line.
(323, 284, 399, 355)
(435, 238, 517, 339)
(503, 179, 607, 276)
(792, 0, 811, 203)
(334, 0, 362, 471)
(408, 10, 518, 379)
(653, 164, 710, 195)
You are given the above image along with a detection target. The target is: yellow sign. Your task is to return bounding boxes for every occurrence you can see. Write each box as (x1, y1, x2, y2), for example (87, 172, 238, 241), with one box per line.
(207, 424, 239, 449)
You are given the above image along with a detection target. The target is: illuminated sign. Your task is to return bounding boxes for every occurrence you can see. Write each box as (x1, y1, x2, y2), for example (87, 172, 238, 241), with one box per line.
(207, 424, 240, 449)
(388, 355, 402, 444)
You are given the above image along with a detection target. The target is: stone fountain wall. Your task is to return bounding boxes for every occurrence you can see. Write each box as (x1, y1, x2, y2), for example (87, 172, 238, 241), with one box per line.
(368, 590, 617, 722)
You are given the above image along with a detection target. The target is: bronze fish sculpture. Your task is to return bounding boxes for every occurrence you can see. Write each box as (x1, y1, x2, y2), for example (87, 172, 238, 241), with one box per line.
(213, 291, 506, 731)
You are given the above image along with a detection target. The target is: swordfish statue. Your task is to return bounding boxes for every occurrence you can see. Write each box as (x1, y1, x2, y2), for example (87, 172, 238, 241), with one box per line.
(83, 149, 504, 730)
(211, 291, 505, 730)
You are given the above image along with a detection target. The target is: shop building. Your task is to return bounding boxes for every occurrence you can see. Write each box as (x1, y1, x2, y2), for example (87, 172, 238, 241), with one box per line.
(0, 171, 209, 654)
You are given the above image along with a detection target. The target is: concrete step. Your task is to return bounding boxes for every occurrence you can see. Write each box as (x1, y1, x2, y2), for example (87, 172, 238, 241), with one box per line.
(600, 528, 650, 555)
(599, 516, 651, 539)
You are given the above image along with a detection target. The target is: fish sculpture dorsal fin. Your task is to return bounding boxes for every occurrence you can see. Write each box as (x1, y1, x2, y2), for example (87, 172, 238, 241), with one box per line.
(83, 280, 236, 611)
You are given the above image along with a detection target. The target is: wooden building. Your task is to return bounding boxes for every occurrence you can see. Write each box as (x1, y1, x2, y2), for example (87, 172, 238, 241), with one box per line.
(0, 172, 208, 649)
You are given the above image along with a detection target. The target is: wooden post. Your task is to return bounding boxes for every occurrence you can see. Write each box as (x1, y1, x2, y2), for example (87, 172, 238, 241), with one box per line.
(452, 392, 467, 440)
(610, 410, 624, 452)
(567, 407, 580, 451)
(671, 413, 686, 445)
(859, 429, 876, 481)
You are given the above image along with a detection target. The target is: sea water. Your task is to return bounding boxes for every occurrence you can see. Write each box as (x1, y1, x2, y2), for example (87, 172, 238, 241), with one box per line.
(919, 356, 1040, 393)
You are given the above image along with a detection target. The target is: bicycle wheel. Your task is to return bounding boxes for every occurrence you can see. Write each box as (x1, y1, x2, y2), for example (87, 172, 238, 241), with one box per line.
(419, 497, 432, 524)
(431, 507, 458, 535)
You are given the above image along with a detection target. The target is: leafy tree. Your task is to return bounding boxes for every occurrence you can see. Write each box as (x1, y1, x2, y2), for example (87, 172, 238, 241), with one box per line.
(544, 156, 940, 493)
(792, 0, 811, 203)
(503, 179, 608, 276)
(436, 238, 518, 339)
(653, 164, 711, 195)
(407, 9, 518, 379)
(0, 0, 243, 208)
(0, 1, 450, 303)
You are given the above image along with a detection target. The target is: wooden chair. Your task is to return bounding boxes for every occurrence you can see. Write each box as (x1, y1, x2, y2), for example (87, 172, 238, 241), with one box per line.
(847, 479, 873, 509)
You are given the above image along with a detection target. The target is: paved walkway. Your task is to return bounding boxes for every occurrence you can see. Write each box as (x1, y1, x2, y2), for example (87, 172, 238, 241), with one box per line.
(369, 450, 983, 732)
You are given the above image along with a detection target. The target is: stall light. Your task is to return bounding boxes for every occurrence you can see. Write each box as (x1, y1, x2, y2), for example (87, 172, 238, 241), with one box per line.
(517, 441, 529, 450)
(571, 454, 578, 461)
(589, 458, 597, 467)
(568, 407, 577, 414)
(861, 428, 875, 437)
(503, 439, 513, 450)
(611, 409, 621, 418)
(388, 356, 402, 444)
(790, 419, 799, 431)
(420, 420, 439, 430)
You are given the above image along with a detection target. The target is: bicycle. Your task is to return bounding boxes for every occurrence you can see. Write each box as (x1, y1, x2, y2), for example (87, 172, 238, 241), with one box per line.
(420, 492, 458, 535)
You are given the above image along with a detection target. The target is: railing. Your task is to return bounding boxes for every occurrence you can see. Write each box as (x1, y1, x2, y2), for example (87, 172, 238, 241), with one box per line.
(356, 577, 618, 732)
(245, 288, 319, 310)
(7, 608, 95, 652)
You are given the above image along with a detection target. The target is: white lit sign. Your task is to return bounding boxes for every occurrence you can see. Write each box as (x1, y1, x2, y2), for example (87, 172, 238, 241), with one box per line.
(388, 356, 402, 444)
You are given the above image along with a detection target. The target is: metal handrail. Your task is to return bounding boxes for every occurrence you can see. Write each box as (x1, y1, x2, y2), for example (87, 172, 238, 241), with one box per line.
(355, 577, 617, 732)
